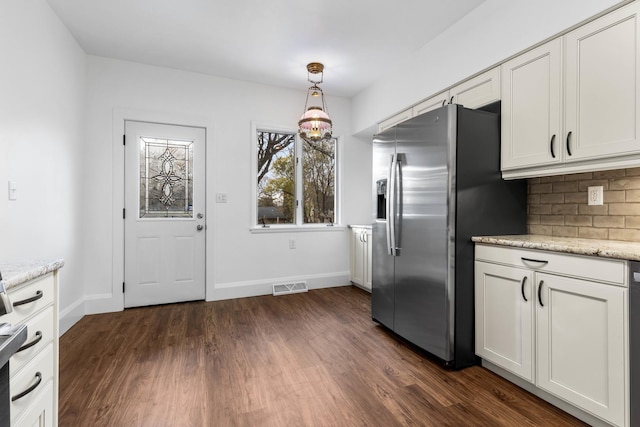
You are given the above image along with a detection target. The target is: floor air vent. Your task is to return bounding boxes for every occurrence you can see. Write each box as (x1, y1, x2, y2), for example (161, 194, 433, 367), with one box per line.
(272, 281, 308, 296)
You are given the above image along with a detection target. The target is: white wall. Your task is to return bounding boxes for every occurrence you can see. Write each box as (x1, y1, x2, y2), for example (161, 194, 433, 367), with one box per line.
(0, 0, 86, 332)
(352, 0, 627, 135)
(82, 56, 371, 312)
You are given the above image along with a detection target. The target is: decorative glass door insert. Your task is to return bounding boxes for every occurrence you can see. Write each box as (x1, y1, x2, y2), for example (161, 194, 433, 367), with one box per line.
(139, 137, 194, 218)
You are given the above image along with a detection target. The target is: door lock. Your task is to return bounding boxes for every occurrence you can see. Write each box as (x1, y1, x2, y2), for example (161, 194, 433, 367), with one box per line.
(197, 213, 204, 219)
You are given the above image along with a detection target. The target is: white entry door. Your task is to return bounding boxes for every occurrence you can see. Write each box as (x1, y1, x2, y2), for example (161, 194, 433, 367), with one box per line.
(124, 120, 206, 308)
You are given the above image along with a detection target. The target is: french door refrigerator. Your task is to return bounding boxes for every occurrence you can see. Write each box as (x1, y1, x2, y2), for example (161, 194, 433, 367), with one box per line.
(371, 104, 526, 369)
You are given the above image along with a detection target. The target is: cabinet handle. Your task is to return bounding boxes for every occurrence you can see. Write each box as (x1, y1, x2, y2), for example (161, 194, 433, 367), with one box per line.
(566, 131, 573, 156)
(520, 257, 548, 266)
(442, 99, 446, 106)
(12, 290, 43, 307)
(550, 135, 556, 158)
(17, 331, 43, 353)
(537, 280, 544, 307)
(11, 372, 42, 402)
(449, 96, 454, 104)
(521, 276, 528, 302)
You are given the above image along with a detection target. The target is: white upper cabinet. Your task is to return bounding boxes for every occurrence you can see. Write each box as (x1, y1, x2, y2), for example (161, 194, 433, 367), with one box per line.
(378, 109, 413, 133)
(564, 3, 640, 162)
(412, 90, 449, 117)
(501, 39, 562, 170)
(502, 1, 640, 178)
(377, 67, 501, 133)
(450, 67, 501, 110)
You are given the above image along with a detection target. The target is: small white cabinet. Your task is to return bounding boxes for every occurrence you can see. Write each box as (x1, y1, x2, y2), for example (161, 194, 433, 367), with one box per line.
(475, 244, 628, 427)
(377, 67, 500, 132)
(349, 226, 372, 291)
(502, 1, 640, 178)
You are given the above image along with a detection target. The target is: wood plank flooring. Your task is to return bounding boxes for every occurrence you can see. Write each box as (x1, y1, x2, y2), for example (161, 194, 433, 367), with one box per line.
(58, 286, 587, 426)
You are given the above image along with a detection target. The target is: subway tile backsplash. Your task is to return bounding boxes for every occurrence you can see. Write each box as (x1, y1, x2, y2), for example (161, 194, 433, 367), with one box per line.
(527, 168, 640, 242)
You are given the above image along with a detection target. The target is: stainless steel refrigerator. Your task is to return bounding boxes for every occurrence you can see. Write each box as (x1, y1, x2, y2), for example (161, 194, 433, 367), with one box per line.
(371, 103, 526, 369)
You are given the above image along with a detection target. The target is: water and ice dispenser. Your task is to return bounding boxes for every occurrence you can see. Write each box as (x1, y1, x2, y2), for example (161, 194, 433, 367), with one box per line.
(376, 179, 387, 220)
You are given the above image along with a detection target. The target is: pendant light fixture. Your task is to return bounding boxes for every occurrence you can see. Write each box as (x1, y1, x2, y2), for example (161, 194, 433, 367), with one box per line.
(298, 62, 333, 143)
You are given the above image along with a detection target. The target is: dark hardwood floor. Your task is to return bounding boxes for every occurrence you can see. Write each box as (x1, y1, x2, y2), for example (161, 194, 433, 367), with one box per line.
(59, 286, 586, 427)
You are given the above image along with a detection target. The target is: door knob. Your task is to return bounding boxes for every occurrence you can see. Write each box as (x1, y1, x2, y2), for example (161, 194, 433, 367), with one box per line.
(197, 225, 204, 231)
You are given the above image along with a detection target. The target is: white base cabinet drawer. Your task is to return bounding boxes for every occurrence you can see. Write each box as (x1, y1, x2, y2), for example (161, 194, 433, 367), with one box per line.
(11, 343, 54, 423)
(4, 275, 54, 326)
(12, 380, 53, 427)
(10, 306, 55, 377)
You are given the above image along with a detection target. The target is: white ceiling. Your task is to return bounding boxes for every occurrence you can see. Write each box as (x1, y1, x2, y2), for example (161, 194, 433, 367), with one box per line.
(46, 0, 486, 98)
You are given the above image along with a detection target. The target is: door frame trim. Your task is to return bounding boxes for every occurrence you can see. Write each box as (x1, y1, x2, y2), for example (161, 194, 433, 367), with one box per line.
(111, 108, 214, 311)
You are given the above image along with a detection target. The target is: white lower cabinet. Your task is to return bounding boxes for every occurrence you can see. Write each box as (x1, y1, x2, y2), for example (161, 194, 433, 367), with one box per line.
(475, 244, 628, 427)
(349, 227, 372, 291)
(475, 262, 534, 382)
(5, 272, 59, 427)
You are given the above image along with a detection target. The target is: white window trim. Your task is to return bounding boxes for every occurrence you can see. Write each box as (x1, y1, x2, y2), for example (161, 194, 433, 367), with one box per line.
(250, 121, 342, 232)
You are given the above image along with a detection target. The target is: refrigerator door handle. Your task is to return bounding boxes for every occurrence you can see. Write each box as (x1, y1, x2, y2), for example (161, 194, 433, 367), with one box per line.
(387, 153, 396, 256)
(394, 156, 402, 256)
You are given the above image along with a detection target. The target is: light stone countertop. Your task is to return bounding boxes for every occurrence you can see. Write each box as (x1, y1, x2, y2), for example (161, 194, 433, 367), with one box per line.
(0, 259, 64, 291)
(348, 224, 372, 229)
(471, 235, 640, 261)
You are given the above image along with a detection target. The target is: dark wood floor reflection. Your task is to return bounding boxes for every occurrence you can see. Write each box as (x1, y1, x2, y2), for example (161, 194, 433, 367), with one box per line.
(59, 286, 586, 426)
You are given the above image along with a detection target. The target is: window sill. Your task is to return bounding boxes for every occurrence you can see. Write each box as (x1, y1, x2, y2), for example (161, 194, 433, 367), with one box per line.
(250, 224, 347, 234)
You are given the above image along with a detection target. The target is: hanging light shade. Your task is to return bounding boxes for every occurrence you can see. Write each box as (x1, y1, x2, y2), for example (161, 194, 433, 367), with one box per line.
(298, 63, 333, 143)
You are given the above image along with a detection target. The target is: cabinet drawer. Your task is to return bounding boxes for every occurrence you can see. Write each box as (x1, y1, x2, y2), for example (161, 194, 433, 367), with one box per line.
(12, 379, 53, 427)
(10, 342, 54, 423)
(3, 273, 54, 324)
(475, 244, 626, 286)
(10, 306, 55, 377)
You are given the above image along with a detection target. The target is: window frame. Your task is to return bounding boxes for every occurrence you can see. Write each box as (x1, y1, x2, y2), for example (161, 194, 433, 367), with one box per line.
(250, 122, 342, 232)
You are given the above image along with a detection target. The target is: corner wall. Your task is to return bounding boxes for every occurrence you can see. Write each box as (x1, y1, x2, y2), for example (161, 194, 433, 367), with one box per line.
(0, 0, 87, 334)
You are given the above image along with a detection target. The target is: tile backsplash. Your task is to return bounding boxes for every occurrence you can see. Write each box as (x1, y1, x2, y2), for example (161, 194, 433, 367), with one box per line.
(527, 168, 640, 242)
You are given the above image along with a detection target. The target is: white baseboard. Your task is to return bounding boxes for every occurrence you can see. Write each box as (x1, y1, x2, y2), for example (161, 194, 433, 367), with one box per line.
(208, 271, 350, 301)
(58, 297, 85, 336)
(67, 272, 350, 324)
(84, 292, 120, 315)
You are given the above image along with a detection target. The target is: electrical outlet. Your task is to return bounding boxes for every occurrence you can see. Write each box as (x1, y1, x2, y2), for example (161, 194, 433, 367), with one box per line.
(215, 193, 228, 203)
(289, 239, 296, 249)
(588, 186, 603, 206)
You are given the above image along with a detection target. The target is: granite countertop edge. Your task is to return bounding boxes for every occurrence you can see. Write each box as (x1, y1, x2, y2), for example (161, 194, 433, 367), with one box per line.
(348, 224, 372, 229)
(472, 235, 640, 261)
(0, 259, 65, 291)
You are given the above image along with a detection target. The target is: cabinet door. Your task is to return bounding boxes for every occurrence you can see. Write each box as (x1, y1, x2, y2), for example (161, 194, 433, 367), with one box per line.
(475, 262, 534, 382)
(12, 380, 53, 427)
(501, 39, 562, 170)
(412, 90, 449, 117)
(564, 2, 640, 162)
(536, 273, 626, 427)
(450, 67, 500, 109)
(378, 109, 412, 133)
(364, 229, 372, 291)
(350, 229, 365, 286)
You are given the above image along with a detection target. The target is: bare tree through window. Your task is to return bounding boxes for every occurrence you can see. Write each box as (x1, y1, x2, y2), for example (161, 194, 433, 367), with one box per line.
(256, 130, 336, 226)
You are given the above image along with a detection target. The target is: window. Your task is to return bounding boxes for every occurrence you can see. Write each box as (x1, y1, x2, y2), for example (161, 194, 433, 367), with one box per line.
(255, 127, 337, 228)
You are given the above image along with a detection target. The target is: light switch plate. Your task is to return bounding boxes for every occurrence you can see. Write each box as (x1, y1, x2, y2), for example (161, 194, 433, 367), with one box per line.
(588, 186, 603, 206)
(8, 181, 17, 201)
(215, 193, 228, 203)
